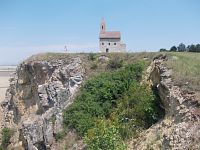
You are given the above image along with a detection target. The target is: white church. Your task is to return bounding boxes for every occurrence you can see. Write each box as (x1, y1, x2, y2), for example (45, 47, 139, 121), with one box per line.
(99, 18, 126, 53)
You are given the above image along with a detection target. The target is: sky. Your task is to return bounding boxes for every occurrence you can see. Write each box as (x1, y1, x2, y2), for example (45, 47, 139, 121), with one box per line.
(0, 0, 200, 65)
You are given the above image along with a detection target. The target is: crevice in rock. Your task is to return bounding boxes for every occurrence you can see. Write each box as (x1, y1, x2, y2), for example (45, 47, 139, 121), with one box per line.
(129, 54, 200, 150)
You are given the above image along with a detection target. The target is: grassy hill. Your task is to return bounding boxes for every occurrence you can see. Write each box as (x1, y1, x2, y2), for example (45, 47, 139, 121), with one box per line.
(166, 52, 200, 90)
(165, 52, 200, 101)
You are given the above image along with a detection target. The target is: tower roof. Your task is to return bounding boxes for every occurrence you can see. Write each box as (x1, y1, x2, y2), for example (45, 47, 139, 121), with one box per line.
(99, 31, 121, 39)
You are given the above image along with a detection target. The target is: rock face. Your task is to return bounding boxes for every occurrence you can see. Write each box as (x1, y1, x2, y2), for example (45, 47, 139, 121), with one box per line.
(129, 55, 200, 150)
(1, 57, 84, 150)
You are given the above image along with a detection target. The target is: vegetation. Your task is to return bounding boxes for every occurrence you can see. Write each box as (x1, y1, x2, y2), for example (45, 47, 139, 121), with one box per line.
(54, 131, 66, 142)
(63, 61, 163, 149)
(107, 56, 123, 70)
(159, 48, 168, 52)
(187, 44, 200, 52)
(84, 119, 126, 150)
(0, 128, 14, 149)
(169, 46, 177, 52)
(114, 84, 164, 139)
(165, 52, 200, 91)
(88, 53, 96, 61)
(160, 43, 200, 52)
(90, 63, 98, 70)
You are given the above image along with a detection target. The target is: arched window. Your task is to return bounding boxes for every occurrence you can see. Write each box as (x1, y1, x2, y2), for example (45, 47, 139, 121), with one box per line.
(102, 25, 104, 29)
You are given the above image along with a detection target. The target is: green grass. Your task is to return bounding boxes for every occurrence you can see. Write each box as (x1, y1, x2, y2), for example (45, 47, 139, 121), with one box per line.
(54, 132, 66, 142)
(165, 52, 200, 91)
(0, 128, 14, 149)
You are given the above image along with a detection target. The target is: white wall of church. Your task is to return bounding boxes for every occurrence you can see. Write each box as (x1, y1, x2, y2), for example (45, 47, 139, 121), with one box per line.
(99, 38, 126, 53)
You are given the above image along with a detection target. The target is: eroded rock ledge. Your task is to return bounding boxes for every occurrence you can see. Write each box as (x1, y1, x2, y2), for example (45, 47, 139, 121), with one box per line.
(129, 55, 200, 149)
(1, 57, 84, 150)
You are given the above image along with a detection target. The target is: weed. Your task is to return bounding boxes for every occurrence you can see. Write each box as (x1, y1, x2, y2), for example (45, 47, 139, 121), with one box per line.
(90, 63, 98, 70)
(1, 128, 14, 149)
(54, 131, 65, 142)
(88, 53, 96, 61)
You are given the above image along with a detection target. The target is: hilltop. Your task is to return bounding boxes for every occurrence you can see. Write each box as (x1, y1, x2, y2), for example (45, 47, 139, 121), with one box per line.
(0, 52, 200, 150)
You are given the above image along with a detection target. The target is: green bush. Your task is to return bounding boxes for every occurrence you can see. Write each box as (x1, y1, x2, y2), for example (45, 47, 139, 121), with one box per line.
(84, 119, 126, 150)
(90, 63, 98, 70)
(107, 57, 123, 70)
(1, 128, 14, 149)
(63, 61, 164, 148)
(54, 131, 65, 141)
(88, 53, 96, 61)
(0, 145, 3, 150)
(64, 62, 145, 136)
(115, 84, 164, 139)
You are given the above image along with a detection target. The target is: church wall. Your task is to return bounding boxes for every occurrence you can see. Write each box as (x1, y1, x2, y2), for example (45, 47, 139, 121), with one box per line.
(99, 38, 125, 53)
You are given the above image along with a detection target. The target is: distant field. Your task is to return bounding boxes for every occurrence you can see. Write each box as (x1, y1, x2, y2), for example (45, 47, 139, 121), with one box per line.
(0, 66, 16, 102)
(166, 52, 200, 92)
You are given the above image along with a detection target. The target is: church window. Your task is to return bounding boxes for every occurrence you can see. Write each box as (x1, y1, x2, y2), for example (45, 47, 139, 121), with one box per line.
(108, 43, 110, 45)
(102, 42, 104, 45)
(114, 43, 116, 45)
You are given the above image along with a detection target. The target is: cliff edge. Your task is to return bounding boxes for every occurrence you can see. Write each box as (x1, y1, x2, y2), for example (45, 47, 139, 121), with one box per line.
(1, 56, 84, 149)
(129, 55, 200, 149)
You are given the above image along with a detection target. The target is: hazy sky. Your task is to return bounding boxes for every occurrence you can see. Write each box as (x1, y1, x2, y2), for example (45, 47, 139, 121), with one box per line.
(0, 0, 200, 65)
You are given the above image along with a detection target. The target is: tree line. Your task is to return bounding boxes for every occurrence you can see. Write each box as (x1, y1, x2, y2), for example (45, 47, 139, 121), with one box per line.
(160, 43, 200, 52)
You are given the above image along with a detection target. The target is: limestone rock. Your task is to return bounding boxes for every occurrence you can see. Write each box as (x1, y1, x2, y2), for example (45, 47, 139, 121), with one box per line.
(1, 57, 85, 150)
(129, 55, 200, 150)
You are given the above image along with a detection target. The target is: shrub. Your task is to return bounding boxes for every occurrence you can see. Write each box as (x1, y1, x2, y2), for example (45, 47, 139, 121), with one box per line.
(63, 62, 145, 136)
(1, 128, 14, 149)
(107, 57, 123, 70)
(84, 119, 126, 150)
(159, 48, 168, 52)
(90, 63, 98, 70)
(115, 84, 164, 139)
(88, 53, 96, 61)
(63, 61, 163, 147)
(54, 131, 65, 141)
(0, 146, 3, 150)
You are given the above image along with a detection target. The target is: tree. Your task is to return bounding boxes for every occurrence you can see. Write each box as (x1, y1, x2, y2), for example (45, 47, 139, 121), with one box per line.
(159, 48, 168, 52)
(177, 43, 186, 52)
(195, 44, 200, 52)
(170, 46, 177, 52)
(188, 44, 196, 52)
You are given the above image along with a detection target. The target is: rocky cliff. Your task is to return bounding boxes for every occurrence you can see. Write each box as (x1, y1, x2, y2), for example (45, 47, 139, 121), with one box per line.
(1, 57, 84, 150)
(129, 55, 200, 149)
(1, 53, 200, 150)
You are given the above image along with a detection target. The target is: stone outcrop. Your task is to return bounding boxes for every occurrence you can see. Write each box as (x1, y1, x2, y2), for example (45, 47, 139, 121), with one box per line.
(1, 57, 84, 150)
(129, 55, 200, 150)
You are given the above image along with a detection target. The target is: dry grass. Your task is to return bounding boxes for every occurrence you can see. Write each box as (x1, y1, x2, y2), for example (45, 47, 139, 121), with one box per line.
(22, 52, 200, 92)
(26, 52, 158, 62)
(25, 52, 160, 79)
(165, 52, 200, 91)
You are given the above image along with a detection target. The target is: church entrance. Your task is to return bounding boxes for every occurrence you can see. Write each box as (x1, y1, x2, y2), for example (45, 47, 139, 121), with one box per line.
(106, 48, 109, 53)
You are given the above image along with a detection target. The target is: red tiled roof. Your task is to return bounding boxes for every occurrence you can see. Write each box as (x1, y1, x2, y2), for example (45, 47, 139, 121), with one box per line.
(99, 31, 121, 39)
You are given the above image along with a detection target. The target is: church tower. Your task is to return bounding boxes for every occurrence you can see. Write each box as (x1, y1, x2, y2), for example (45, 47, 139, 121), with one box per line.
(100, 18, 106, 33)
(99, 18, 126, 53)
